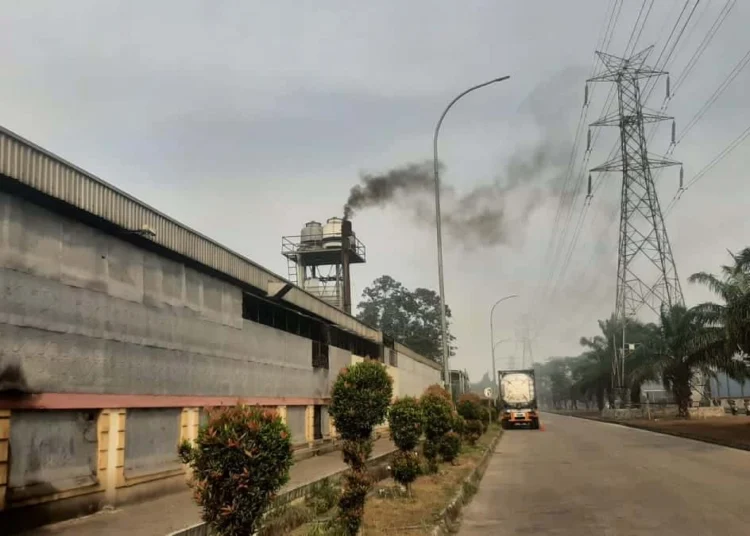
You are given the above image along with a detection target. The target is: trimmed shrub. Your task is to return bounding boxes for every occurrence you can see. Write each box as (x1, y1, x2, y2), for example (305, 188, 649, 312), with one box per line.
(389, 397, 423, 451)
(388, 396, 424, 490)
(178, 404, 293, 536)
(464, 419, 483, 446)
(390, 450, 421, 488)
(305, 478, 341, 515)
(438, 431, 461, 463)
(420, 385, 453, 473)
(329, 361, 393, 442)
(424, 383, 453, 402)
(328, 360, 393, 535)
(456, 393, 483, 421)
(452, 414, 466, 437)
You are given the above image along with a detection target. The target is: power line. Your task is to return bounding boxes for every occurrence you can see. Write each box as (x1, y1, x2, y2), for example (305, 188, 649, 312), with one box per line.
(664, 124, 750, 216)
(671, 0, 735, 95)
(677, 47, 750, 143)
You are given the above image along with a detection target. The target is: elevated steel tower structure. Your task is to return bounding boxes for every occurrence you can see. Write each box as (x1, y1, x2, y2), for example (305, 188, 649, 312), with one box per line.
(588, 47, 684, 401)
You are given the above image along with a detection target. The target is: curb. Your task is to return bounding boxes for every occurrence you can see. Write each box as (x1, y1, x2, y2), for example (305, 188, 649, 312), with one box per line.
(552, 411, 750, 453)
(429, 431, 503, 536)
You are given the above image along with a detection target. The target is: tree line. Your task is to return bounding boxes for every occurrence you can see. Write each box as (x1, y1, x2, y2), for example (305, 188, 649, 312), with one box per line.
(535, 247, 750, 417)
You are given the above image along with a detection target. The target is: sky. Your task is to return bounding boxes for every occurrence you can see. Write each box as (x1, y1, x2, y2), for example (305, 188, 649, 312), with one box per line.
(1, 0, 749, 383)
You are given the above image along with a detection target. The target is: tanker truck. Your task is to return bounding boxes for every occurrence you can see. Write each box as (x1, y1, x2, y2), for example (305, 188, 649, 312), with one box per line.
(498, 368, 540, 430)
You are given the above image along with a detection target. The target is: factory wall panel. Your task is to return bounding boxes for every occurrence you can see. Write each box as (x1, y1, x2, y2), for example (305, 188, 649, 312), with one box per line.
(8, 410, 98, 495)
(0, 192, 329, 399)
(124, 409, 182, 478)
(286, 406, 307, 445)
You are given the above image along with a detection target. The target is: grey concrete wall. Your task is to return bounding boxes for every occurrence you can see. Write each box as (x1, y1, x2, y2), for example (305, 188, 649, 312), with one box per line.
(124, 409, 182, 477)
(0, 192, 334, 398)
(286, 406, 307, 445)
(396, 350, 442, 398)
(328, 346, 351, 387)
(8, 410, 98, 493)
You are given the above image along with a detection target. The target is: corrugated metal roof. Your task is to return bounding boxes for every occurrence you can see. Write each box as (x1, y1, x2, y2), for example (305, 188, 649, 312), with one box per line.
(0, 125, 379, 341)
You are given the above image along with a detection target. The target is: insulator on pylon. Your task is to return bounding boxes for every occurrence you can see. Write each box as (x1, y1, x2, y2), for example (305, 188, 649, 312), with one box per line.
(679, 166, 684, 189)
(666, 75, 671, 99)
(587, 174, 592, 197)
(584, 84, 589, 107)
(671, 121, 676, 145)
(587, 129, 591, 151)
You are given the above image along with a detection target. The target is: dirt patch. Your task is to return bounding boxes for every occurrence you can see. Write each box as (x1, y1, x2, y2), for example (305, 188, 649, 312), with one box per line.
(292, 427, 499, 535)
(624, 416, 750, 450)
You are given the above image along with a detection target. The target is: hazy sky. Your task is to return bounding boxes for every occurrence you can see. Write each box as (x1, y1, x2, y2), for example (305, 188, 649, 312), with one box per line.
(2, 1, 748, 382)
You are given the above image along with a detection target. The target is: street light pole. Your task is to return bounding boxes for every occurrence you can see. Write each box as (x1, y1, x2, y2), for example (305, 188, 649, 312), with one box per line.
(434, 75, 511, 388)
(490, 295, 519, 393)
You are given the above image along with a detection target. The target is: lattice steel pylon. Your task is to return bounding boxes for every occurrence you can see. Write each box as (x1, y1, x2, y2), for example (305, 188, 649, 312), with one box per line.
(588, 47, 684, 398)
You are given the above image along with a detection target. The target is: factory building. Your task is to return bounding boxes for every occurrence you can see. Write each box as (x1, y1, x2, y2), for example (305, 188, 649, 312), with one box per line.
(0, 126, 441, 531)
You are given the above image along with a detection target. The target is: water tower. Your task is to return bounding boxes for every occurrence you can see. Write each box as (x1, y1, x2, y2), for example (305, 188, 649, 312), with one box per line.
(282, 217, 366, 313)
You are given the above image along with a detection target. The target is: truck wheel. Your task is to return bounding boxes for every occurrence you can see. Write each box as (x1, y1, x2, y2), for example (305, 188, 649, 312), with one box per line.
(501, 421, 509, 430)
(530, 419, 539, 430)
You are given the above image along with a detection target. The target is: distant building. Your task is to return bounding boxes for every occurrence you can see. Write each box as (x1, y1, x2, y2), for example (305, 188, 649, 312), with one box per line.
(450, 369, 471, 401)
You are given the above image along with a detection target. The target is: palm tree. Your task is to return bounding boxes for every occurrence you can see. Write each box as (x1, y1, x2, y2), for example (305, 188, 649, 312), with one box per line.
(689, 247, 750, 359)
(576, 321, 617, 411)
(629, 304, 734, 418)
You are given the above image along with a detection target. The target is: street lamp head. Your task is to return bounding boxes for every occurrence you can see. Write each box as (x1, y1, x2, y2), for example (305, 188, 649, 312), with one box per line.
(493, 75, 511, 83)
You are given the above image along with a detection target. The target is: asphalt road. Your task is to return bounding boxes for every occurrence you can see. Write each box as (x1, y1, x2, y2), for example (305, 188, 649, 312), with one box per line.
(459, 413, 749, 535)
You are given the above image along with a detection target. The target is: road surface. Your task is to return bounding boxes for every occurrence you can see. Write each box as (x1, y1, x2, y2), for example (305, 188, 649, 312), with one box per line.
(459, 413, 749, 535)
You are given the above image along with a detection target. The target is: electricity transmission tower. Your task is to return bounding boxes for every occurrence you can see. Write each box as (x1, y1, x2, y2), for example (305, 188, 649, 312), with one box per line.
(588, 47, 684, 403)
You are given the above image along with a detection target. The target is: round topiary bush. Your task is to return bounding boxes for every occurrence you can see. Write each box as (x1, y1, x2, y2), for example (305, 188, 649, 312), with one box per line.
(464, 419, 483, 446)
(424, 383, 453, 402)
(456, 392, 483, 421)
(420, 385, 453, 472)
(389, 396, 423, 451)
(452, 414, 466, 437)
(438, 431, 461, 463)
(329, 361, 393, 442)
(390, 450, 421, 488)
(328, 360, 393, 535)
(178, 404, 293, 536)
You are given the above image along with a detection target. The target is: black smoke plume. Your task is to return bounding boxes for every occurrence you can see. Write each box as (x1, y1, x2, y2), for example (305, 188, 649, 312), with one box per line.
(343, 161, 438, 219)
(342, 141, 569, 249)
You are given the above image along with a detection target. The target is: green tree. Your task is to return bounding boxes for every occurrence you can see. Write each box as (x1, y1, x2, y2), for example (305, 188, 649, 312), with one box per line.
(689, 247, 750, 361)
(628, 304, 738, 418)
(356, 275, 456, 362)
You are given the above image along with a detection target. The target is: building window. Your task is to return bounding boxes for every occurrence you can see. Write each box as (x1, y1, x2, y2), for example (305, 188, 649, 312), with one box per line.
(312, 341, 329, 369)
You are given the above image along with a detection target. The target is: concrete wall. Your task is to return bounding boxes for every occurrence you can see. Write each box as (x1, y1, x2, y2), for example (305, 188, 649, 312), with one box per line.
(124, 409, 181, 478)
(0, 191, 329, 399)
(8, 411, 98, 495)
(395, 350, 442, 398)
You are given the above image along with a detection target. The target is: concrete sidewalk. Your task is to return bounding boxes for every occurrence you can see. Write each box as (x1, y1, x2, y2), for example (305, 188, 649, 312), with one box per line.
(31, 438, 395, 536)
